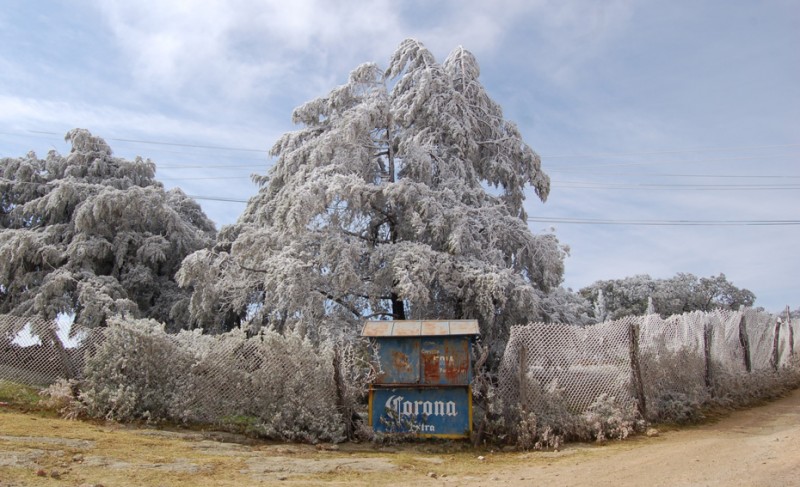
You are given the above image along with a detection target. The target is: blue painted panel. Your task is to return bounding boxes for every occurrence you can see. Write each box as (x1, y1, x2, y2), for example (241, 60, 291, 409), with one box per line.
(370, 387, 471, 437)
(374, 338, 420, 384)
(420, 337, 471, 385)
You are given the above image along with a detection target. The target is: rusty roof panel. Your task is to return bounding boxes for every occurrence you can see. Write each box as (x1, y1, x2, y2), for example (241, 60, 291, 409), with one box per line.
(448, 320, 481, 335)
(362, 320, 479, 337)
(392, 320, 422, 336)
(361, 321, 394, 337)
(421, 320, 450, 336)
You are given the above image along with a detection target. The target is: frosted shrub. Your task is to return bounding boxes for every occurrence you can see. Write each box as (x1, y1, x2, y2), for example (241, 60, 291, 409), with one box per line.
(40, 378, 85, 419)
(175, 327, 345, 442)
(513, 380, 580, 450)
(711, 361, 800, 409)
(516, 410, 562, 451)
(79, 317, 192, 421)
(75, 318, 347, 442)
(514, 392, 639, 449)
(248, 331, 344, 442)
(639, 347, 709, 423)
(581, 394, 640, 442)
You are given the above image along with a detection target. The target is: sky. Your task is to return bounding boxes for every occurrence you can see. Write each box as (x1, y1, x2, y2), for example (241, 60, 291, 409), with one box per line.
(1, 1, 798, 313)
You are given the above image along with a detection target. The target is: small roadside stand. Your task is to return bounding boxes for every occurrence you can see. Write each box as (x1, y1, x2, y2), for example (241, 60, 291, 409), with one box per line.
(362, 319, 480, 438)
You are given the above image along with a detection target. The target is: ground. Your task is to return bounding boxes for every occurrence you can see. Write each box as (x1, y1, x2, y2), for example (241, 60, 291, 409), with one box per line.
(1, 388, 798, 486)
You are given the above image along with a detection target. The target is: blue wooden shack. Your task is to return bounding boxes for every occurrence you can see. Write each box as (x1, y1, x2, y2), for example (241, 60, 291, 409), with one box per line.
(362, 319, 479, 438)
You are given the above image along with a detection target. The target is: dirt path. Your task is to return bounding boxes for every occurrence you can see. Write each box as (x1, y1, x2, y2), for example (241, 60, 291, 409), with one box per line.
(486, 389, 800, 487)
(1, 388, 799, 486)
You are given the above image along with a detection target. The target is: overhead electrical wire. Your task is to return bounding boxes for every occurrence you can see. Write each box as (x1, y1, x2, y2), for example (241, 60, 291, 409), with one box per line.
(526, 216, 800, 226)
(541, 143, 800, 159)
(4, 129, 800, 227)
(25, 130, 270, 153)
(11, 129, 799, 158)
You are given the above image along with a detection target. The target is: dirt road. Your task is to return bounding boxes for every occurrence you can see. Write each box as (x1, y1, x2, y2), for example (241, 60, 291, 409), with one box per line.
(1, 388, 799, 486)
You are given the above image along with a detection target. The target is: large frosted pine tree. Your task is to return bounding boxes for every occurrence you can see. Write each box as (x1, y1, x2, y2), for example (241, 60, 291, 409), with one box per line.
(0, 129, 216, 333)
(178, 39, 566, 346)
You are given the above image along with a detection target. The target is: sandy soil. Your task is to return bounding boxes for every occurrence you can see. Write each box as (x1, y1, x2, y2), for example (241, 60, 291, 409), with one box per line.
(1, 388, 799, 486)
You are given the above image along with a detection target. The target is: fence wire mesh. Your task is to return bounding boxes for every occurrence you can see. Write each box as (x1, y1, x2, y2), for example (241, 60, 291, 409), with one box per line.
(2, 308, 798, 444)
(0, 315, 101, 387)
(0, 315, 370, 443)
(497, 318, 635, 416)
(497, 308, 799, 427)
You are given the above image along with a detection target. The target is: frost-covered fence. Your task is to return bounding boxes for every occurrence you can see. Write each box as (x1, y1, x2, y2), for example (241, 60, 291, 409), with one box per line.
(1, 315, 371, 443)
(4, 309, 798, 445)
(497, 308, 800, 435)
(497, 318, 636, 415)
(0, 315, 102, 387)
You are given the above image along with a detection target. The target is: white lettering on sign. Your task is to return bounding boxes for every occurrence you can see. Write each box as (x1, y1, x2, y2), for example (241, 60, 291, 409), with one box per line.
(385, 395, 458, 418)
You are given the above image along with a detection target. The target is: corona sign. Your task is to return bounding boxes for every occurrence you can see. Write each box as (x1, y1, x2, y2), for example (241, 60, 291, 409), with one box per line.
(369, 387, 472, 437)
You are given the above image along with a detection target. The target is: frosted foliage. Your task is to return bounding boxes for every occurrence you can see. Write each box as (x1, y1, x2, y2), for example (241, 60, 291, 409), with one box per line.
(581, 273, 756, 320)
(78, 317, 345, 442)
(0, 129, 215, 331)
(181, 39, 565, 343)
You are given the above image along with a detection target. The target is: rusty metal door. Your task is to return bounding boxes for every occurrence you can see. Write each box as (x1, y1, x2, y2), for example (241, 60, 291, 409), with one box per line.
(420, 337, 471, 385)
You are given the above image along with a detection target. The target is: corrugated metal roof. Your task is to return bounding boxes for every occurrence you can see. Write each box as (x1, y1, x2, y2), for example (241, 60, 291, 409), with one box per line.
(362, 319, 480, 337)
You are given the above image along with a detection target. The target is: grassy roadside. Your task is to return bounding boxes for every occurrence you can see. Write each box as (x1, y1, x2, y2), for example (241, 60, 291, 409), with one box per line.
(0, 380, 580, 486)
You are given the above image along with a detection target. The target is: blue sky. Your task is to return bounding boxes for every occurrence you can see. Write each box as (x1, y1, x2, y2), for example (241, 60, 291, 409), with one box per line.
(1, 1, 798, 312)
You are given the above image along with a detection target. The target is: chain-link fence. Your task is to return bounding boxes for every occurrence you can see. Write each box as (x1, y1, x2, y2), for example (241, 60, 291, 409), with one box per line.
(3, 309, 799, 446)
(497, 308, 800, 433)
(1, 315, 371, 443)
(0, 315, 102, 387)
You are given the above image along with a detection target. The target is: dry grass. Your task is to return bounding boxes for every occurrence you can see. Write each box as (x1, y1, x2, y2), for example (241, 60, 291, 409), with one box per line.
(0, 405, 594, 486)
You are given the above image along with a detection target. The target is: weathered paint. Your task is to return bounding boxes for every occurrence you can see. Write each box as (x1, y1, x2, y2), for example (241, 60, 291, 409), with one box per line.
(375, 338, 420, 384)
(365, 320, 478, 438)
(374, 336, 471, 386)
(369, 386, 472, 438)
(420, 337, 471, 385)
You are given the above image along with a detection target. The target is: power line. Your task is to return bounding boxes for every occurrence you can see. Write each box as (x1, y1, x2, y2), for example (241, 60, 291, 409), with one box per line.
(552, 181, 800, 190)
(157, 164, 268, 169)
(186, 194, 249, 203)
(3, 177, 795, 225)
(26, 130, 270, 153)
(548, 170, 800, 179)
(541, 143, 800, 159)
(159, 176, 254, 181)
(547, 153, 798, 169)
(7, 129, 799, 161)
(527, 217, 800, 226)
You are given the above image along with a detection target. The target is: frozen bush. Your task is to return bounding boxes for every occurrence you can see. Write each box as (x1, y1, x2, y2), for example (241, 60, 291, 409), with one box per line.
(40, 378, 85, 419)
(582, 394, 641, 442)
(79, 317, 192, 421)
(176, 327, 345, 442)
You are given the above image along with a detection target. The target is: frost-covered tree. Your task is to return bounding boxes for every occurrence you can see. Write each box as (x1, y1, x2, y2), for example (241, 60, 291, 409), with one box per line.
(178, 39, 565, 346)
(580, 273, 756, 320)
(0, 129, 216, 332)
(538, 287, 595, 326)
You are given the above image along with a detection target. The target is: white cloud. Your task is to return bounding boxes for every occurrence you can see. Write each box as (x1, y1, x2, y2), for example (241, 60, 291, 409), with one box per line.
(92, 0, 407, 101)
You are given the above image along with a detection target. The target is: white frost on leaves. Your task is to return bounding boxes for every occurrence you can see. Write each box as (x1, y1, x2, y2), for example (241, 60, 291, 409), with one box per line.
(0, 129, 216, 331)
(180, 39, 566, 346)
(581, 273, 756, 320)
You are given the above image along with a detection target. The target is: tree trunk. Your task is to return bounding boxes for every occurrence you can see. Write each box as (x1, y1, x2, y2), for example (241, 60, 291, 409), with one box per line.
(391, 292, 406, 320)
